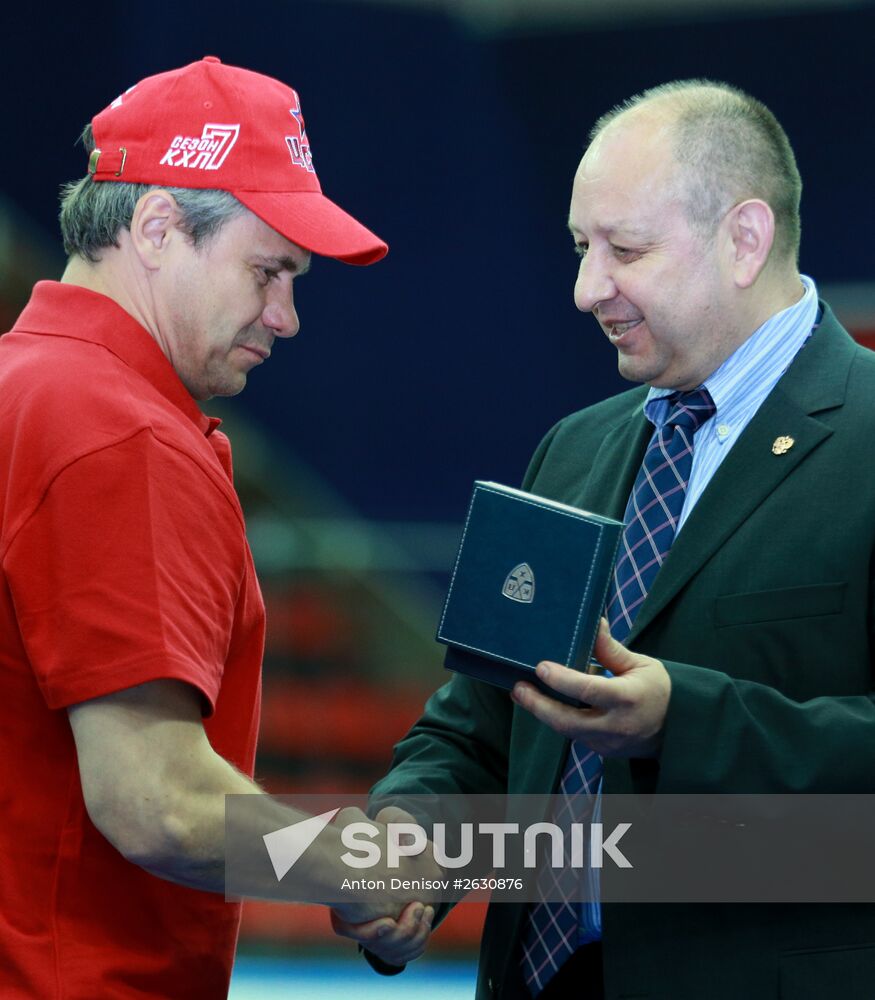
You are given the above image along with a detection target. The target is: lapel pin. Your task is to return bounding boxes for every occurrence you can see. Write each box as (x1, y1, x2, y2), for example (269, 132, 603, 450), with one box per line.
(772, 436, 795, 455)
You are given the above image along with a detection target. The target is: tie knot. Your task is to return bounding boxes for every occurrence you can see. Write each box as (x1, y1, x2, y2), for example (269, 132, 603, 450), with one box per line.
(666, 387, 716, 433)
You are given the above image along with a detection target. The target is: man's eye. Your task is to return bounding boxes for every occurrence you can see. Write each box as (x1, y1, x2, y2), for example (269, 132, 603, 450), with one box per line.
(574, 243, 589, 259)
(612, 245, 638, 261)
(257, 267, 279, 285)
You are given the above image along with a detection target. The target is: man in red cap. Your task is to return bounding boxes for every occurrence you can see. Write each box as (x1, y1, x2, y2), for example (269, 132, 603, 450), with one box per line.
(0, 57, 430, 998)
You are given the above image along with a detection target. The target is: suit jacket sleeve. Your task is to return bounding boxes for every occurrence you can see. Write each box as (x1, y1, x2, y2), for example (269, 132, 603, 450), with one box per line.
(656, 652, 875, 793)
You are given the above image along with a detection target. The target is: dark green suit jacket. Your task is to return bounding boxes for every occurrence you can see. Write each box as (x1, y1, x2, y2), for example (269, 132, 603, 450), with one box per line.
(371, 305, 875, 999)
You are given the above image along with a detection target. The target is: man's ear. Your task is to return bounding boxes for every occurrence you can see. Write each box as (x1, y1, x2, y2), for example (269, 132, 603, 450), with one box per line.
(725, 198, 775, 289)
(129, 190, 181, 271)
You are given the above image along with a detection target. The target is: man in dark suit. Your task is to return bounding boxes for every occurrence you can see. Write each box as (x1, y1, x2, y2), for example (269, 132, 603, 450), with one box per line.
(337, 79, 875, 998)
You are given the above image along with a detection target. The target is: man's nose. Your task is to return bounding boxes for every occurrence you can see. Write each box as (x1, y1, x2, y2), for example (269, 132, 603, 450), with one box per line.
(262, 286, 299, 338)
(574, 253, 616, 314)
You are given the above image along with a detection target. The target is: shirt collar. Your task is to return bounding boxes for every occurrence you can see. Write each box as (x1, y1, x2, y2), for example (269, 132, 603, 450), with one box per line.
(643, 274, 819, 427)
(11, 281, 221, 437)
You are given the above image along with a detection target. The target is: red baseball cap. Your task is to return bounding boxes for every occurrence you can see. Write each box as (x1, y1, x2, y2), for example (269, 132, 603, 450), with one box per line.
(88, 56, 387, 265)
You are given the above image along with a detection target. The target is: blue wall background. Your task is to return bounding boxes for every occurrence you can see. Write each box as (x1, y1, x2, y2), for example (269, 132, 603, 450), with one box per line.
(4, 1, 874, 522)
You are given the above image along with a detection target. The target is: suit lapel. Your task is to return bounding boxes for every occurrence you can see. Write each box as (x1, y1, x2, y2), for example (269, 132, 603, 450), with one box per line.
(572, 394, 652, 521)
(625, 306, 856, 644)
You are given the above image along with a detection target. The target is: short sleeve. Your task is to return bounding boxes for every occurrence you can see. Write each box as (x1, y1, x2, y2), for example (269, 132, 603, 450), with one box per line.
(4, 428, 245, 711)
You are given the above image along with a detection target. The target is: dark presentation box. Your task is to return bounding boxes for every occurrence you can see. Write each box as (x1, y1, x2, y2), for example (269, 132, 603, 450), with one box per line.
(436, 482, 623, 697)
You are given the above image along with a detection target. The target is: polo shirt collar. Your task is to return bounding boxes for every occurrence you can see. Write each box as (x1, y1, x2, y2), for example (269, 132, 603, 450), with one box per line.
(12, 281, 221, 437)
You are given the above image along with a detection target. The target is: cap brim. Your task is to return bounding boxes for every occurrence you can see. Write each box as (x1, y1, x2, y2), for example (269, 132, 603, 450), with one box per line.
(235, 190, 387, 266)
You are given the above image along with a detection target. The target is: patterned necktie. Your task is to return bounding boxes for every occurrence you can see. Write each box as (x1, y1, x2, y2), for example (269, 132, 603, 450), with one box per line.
(520, 387, 716, 996)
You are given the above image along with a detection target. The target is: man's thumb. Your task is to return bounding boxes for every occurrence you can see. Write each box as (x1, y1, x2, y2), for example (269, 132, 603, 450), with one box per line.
(593, 617, 637, 674)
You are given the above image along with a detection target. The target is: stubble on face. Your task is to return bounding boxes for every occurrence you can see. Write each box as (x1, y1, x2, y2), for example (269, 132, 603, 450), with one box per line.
(164, 294, 253, 402)
(197, 325, 267, 400)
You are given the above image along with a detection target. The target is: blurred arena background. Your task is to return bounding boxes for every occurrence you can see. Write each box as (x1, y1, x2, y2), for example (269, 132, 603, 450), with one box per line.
(3, 0, 874, 994)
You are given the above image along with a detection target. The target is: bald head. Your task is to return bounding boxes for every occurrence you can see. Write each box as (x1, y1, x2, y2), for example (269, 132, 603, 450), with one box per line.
(589, 81, 802, 266)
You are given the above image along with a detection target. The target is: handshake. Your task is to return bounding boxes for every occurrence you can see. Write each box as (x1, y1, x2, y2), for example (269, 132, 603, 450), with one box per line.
(326, 805, 444, 968)
(226, 792, 459, 968)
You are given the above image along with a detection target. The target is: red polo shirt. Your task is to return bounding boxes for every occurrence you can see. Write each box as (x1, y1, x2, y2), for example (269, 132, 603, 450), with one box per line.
(0, 282, 265, 998)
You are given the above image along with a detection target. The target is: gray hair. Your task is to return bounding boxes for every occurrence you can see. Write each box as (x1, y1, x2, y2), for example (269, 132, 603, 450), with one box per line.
(59, 124, 247, 262)
(590, 80, 802, 264)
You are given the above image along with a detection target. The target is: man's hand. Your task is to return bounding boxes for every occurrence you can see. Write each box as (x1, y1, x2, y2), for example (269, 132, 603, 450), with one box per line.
(331, 899, 434, 969)
(511, 618, 671, 758)
(331, 806, 437, 967)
